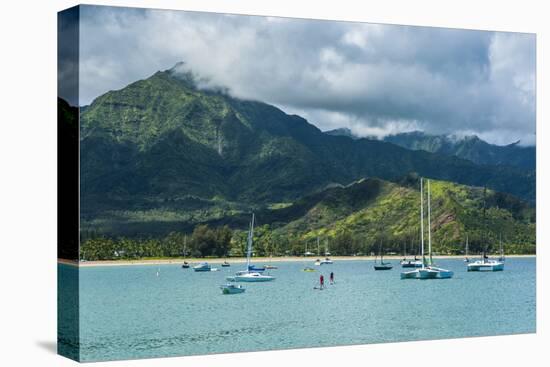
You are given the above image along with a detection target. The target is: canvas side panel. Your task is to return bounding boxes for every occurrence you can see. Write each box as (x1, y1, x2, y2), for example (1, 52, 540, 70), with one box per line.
(57, 5, 80, 362)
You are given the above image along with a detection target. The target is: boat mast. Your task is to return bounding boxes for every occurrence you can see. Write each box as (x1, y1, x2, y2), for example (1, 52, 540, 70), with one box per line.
(465, 234, 469, 257)
(183, 235, 187, 259)
(317, 236, 320, 256)
(427, 179, 432, 266)
(246, 213, 255, 270)
(500, 233, 504, 259)
(420, 177, 425, 268)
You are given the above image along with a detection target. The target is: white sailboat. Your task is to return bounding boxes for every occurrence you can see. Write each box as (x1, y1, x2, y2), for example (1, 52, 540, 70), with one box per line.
(467, 235, 504, 272)
(401, 178, 453, 279)
(314, 237, 322, 265)
(467, 252, 504, 272)
(320, 239, 333, 264)
(227, 213, 275, 282)
(400, 236, 422, 268)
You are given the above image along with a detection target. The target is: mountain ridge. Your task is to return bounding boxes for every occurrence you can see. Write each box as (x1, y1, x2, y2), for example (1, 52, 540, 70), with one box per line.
(325, 128, 535, 170)
(77, 64, 535, 240)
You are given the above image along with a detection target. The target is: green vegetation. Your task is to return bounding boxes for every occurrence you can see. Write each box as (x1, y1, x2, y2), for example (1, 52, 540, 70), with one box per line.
(80, 177, 535, 260)
(80, 65, 534, 224)
(74, 65, 535, 260)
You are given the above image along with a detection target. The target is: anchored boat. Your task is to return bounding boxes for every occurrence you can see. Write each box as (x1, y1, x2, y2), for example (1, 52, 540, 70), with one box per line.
(193, 262, 212, 272)
(400, 258, 423, 268)
(400, 238, 422, 268)
(228, 213, 275, 282)
(247, 265, 265, 272)
(464, 234, 470, 262)
(401, 178, 453, 279)
(374, 243, 393, 271)
(220, 284, 245, 294)
(467, 252, 504, 272)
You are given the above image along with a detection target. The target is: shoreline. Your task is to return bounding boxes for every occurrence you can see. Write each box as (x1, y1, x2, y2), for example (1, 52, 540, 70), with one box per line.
(58, 254, 536, 268)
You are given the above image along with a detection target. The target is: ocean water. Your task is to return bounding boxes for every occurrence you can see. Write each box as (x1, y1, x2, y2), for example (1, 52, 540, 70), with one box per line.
(59, 258, 536, 362)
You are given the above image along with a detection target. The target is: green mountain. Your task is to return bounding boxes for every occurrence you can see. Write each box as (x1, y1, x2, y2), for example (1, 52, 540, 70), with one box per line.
(80, 175, 535, 258)
(265, 176, 535, 256)
(383, 131, 536, 171)
(78, 64, 535, 241)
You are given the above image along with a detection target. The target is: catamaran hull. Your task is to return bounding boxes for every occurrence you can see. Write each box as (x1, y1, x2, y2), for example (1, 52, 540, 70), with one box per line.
(433, 269, 454, 278)
(401, 267, 453, 279)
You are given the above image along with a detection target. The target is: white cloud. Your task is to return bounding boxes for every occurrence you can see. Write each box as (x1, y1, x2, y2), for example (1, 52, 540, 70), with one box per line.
(74, 6, 536, 146)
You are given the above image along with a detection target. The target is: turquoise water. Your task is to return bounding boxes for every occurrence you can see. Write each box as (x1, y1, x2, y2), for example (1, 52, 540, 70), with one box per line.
(59, 258, 536, 362)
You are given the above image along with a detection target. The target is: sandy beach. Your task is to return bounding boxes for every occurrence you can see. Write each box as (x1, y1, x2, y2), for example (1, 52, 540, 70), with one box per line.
(58, 254, 535, 267)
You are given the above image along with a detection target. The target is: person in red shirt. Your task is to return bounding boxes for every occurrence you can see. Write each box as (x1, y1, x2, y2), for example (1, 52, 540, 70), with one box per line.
(320, 274, 325, 289)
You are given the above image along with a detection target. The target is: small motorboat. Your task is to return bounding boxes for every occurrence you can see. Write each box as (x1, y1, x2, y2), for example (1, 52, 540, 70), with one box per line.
(181, 261, 190, 269)
(314, 259, 321, 266)
(320, 257, 333, 265)
(248, 264, 265, 272)
(220, 284, 245, 294)
(193, 262, 212, 272)
(221, 261, 231, 267)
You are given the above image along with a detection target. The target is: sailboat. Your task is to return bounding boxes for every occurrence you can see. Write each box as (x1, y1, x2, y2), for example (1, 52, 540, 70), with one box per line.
(463, 234, 470, 263)
(314, 237, 322, 266)
(467, 235, 504, 272)
(320, 239, 333, 264)
(374, 242, 393, 270)
(264, 253, 278, 269)
(467, 251, 504, 272)
(181, 235, 190, 268)
(227, 214, 275, 282)
(303, 240, 316, 271)
(304, 241, 314, 257)
(401, 178, 453, 279)
(498, 234, 506, 262)
(400, 236, 422, 268)
(467, 225, 504, 272)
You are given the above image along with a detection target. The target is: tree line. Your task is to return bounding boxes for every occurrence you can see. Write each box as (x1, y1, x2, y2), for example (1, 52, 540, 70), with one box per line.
(80, 223, 535, 261)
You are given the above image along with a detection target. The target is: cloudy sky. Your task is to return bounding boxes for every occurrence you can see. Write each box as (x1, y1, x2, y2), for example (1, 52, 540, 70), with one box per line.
(72, 5, 536, 145)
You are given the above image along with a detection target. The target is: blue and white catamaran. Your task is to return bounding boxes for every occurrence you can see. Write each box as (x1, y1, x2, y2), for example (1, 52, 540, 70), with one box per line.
(401, 178, 453, 279)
